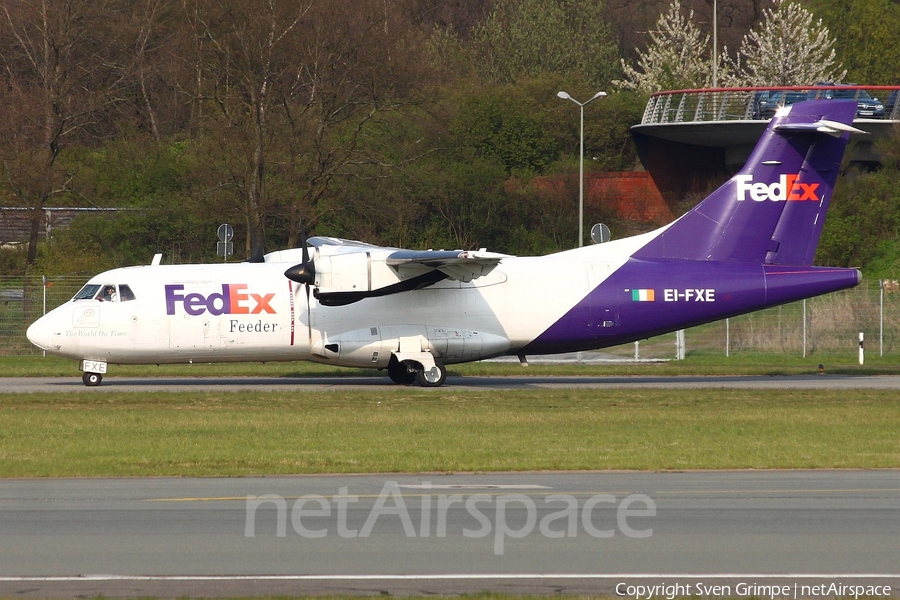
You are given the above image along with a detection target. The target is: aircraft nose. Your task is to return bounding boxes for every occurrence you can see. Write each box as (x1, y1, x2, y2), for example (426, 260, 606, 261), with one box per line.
(26, 315, 57, 351)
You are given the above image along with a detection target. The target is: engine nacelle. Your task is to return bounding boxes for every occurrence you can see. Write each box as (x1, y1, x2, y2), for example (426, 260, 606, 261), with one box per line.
(314, 251, 410, 294)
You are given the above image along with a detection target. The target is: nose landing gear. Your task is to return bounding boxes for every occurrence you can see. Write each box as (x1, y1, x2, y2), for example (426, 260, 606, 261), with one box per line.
(82, 372, 103, 386)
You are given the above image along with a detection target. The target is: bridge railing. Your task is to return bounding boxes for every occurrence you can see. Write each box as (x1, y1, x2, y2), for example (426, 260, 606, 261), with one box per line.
(641, 85, 900, 124)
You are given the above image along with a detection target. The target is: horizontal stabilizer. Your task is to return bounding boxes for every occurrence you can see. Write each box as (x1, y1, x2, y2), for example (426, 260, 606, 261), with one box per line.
(775, 119, 869, 137)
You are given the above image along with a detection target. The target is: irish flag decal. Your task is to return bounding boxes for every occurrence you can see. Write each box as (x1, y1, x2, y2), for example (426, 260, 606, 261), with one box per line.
(631, 289, 655, 302)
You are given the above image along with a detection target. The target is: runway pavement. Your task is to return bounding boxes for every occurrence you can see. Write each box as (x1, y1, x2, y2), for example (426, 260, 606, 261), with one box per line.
(3, 375, 899, 596)
(3, 373, 900, 392)
(1, 471, 899, 597)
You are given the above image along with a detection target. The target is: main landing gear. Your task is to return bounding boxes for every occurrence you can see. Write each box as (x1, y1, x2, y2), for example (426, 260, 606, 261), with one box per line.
(387, 356, 447, 387)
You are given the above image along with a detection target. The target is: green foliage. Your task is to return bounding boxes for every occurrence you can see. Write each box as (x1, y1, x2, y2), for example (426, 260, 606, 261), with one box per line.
(449, 85, 560, 178)
(61, 138, 191, 207)
(552, 89, 646, 172)
(467, 0, 620, 88)
(817, 162, 900, 275)
(31, 138, 221, 273)
(0, 247, 27, 276)
(809, 0, 900, 85)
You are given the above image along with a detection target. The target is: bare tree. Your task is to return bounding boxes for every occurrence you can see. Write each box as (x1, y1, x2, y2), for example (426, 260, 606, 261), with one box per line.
(278, 1, 424, 248)
(181, 0, 310, 260)
(183, 0, 425, 256)
(0, 0, 131, 265)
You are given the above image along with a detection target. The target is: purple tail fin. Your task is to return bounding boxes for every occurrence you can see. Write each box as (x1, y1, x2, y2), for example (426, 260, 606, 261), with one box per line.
(635, 100, 860, 265)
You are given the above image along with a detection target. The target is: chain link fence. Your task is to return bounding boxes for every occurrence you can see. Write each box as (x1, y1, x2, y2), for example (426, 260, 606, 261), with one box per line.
(2, 275, 899, 358)
(2, 276, 88, 355)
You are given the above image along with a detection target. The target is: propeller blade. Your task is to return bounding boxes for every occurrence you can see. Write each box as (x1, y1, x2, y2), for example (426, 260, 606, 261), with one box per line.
(305, 275, 313, 343)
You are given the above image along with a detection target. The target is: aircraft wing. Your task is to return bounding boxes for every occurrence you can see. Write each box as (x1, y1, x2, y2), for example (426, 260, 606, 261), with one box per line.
(385, 249, 510, 283)
(282, 237, 513, 306)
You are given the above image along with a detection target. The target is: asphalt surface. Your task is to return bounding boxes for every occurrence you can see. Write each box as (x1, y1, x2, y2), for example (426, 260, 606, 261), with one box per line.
(3, 373, 900, 392)
(2, 375, 899, 596)
(1, 471, 899, 597)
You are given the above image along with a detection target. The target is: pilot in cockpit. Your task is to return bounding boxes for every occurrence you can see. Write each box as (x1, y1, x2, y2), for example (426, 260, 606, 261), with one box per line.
(99, 285, 117, 302)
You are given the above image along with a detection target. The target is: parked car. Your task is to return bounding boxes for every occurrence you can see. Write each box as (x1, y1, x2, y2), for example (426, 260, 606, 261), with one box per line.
(749, 90, 769, 119)
(756, 90, 809, 119)
(810, 83, 885, 118)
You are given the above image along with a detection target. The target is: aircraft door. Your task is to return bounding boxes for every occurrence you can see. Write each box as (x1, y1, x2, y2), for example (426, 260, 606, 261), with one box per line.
(115, 285, 166, 350)
(165, 283, 227, 355)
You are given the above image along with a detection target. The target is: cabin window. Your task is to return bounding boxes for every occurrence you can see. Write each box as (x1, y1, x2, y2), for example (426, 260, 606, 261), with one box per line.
(73, 284, 101, 300)
(119, 284, 136, 302)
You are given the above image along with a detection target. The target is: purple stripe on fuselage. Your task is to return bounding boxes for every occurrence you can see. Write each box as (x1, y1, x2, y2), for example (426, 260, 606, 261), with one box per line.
(521, 258, 860, 355)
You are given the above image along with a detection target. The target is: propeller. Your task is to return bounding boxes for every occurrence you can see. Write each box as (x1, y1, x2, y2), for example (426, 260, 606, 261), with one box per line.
(283, 240, 316, 284)
(284, 226, 316, 344)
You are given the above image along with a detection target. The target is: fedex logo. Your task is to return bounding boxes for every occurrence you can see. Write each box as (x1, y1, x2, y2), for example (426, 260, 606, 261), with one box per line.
(735, 174, 820, 202)
(165, 284, 275, 316)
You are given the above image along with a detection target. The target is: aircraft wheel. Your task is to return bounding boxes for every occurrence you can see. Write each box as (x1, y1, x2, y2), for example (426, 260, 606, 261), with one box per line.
(415, 361, 447, 388)
(82, 372, 102, 387)
(387, 358, 417, 385)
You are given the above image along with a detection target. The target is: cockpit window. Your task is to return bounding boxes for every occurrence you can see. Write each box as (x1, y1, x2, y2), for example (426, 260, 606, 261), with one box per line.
(73, 284, 101, 300)
(98, 285, 118, 302)
(119, 284, 136, 302)
(73, 283, 136, 302)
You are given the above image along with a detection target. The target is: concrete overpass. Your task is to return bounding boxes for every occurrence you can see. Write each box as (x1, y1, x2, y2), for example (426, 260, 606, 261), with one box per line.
(631, 85, 900, 203)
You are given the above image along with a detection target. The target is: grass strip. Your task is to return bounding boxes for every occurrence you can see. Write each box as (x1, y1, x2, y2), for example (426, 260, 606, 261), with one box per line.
(1, 389, 898, 477)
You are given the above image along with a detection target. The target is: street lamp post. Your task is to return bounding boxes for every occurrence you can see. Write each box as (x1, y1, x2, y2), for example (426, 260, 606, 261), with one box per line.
(712, 0, 718, 87)
(557, 90, 606, 247)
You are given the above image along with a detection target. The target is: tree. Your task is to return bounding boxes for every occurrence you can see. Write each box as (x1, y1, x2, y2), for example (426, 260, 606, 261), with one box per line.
(725, 0, 845, 86)
(463, 0, 620, 88)
(808, 0, 900, 85)
(614, 0, 720, 93)
(0, 0, 134, 266)
(183, 0, 425, 258)
(182, 0, 310, 261)
(276, 1, 426, 249)
(449, 86, 559, 177)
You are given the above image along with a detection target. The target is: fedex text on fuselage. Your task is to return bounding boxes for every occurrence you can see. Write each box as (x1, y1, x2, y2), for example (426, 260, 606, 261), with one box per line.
(165, 284, 276, 316)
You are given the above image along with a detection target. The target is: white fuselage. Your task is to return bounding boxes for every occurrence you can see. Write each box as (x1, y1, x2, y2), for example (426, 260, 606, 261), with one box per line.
(26, 231, 654, 368)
